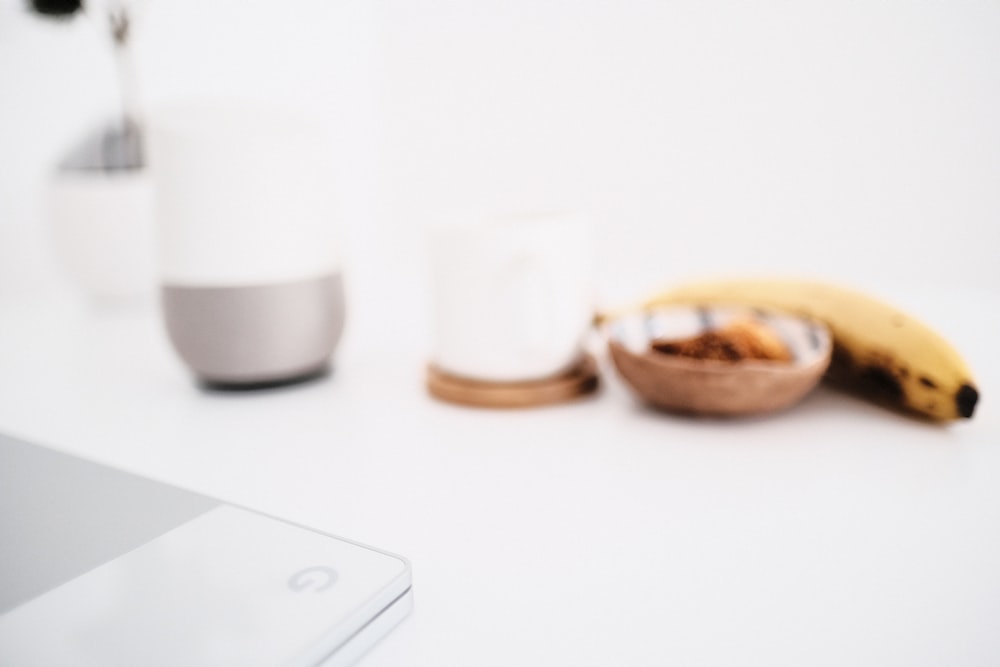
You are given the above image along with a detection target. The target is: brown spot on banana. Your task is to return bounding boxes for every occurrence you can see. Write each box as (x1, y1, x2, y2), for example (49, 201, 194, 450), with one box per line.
(823, 344, 929, 416)
(860, 366, 904, 403)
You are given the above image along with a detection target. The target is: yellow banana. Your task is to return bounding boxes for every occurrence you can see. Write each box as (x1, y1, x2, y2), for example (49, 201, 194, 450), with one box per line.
(640, 278, 979, 421)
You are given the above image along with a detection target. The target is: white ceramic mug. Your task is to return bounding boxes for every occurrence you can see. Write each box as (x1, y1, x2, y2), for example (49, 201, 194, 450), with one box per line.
(47, 121, 155, 304)
(428, 211, 595, 382)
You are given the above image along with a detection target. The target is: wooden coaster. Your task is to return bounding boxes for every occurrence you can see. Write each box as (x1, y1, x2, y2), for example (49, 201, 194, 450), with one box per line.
(427, 355, 600, 408)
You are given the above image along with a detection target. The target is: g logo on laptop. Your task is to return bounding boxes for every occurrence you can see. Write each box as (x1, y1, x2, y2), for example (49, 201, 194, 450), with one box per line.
(288, 566, 338, 593)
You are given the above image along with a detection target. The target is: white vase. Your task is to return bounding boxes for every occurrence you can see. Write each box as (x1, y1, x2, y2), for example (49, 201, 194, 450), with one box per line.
(46, 121, 156, 304)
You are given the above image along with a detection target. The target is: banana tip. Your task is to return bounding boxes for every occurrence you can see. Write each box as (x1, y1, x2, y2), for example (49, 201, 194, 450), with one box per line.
(956, 383, 979, 419)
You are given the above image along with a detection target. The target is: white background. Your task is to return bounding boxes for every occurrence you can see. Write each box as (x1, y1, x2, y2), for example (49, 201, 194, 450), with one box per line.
(2, 2, 1000, 666)
(2, 0, 999, 306)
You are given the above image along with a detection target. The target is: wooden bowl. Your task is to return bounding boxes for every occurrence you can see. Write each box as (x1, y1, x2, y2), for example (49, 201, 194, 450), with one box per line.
(606, 306, 832, 416)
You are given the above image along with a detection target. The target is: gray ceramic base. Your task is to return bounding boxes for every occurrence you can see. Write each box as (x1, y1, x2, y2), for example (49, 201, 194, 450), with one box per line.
(162, 273, 345, 386)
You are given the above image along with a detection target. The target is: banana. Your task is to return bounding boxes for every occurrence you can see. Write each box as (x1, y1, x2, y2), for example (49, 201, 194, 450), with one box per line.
(639, 278, 979, 421)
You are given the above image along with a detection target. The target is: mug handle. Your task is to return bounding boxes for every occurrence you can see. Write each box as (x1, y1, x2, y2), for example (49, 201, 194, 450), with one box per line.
(500, 251, 556, 365)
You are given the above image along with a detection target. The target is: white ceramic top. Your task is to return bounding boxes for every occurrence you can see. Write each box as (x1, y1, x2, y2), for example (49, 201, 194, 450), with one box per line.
(149, 103, 342, 286)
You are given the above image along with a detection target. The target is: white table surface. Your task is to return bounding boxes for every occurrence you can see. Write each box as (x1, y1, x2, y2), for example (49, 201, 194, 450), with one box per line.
(0, 287, 998, 667)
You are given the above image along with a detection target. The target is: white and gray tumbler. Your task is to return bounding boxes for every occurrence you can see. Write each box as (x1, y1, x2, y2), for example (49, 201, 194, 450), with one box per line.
(150, 104, 345, 387)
